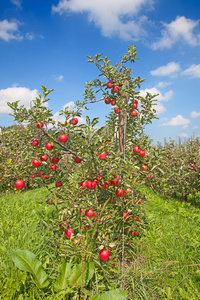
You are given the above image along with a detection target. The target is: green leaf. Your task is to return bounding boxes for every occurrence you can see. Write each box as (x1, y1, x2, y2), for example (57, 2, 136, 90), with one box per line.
(91, 117, 99, 127)
(76, 262, 95, 287)
(6, 159, 12, 165)
(54, 261, 72, 291)
(10, 249, 49, 288)
(86, 116, 91, 126)
(89, 289, 128, 300)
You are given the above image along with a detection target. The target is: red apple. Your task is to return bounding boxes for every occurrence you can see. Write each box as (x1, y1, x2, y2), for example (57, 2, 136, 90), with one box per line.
(80, 180, 87, 188)
(71, 118, 78, 125)
(45, 142, 54, 150)
(98, 151, 107, 159)
(113, 85, 120, 93)
(64, 228, 74, 238)
(114, 107, 120, 114)
(100, 182, 109, 189)
(57, 199, 60, 204)
(132, 102, 138, 109)
(99, 248, 110, 261)
(104, 97, 111, 104)
(36, 122, 43, 128)
(43, 174, 49, 179)
(59, 134, 68, 143)
(38, 172, 43, 177)
(40, 154, 48, 161)
(111, 99, 116, 105)
(55, 181, 62, 187)
(49, 164, 57, 171)
(147, 174, 151, 180)
(131, 110, 137, 116)
(106, 80, 113, 88)
(85, 209, 95, 218)
(133, 146, 140, 153)
(14, 180, 25, 190)
(31, 139, 39, 146)
(51, 156, 59, 164)
(32, 159, 41, 167)
(75, 157, 82, 163)
(31, 174, 34, 179)
(86, 180, 97, 189)
(139, 150, 145, 157)
(115, 188, 125, 197)
(111, 176, 119, 186)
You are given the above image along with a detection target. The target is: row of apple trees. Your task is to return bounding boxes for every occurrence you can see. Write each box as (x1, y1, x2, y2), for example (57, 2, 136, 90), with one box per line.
(1, 46, 158, 298)
(147, 137, 200, 205)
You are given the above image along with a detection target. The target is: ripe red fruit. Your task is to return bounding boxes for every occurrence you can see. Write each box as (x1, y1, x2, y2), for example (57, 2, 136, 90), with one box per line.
(75, 157, 82, 163)
(38, 172, 43, 177)
(36, 122, 43, 128)
(98, 151, 107, 159)
(139, 150, 146, 157)
(132, 102, 138, 109)
(64, 228, 74, 238)
(71, 118, 78, 125)
(114, 107, 120, 114)
(111, 176, 119, 186)
(32, 159, 41, 167)
(104, 97, 111, 104)
(138, 200, 141, 204)
(31, 139, 39, 146)
(40, 154, 48, 162)
(143, 165, 148, 171)
(100, 182, 109, 189)
(131, 230, 138, 236)
(147, 174, 151, 180)
(85, 209, 95, 218)
(55, 181, 62, 187)
(133, 146, 140, 153)
(86, 180, 97, 189)
(57, 199, 60, 204)
(110, 99, 116, 106)
(49, 164, 57, 171)
(106, 80, 113, 88)
(113, 85, 120, 93)
(135, 216, 139, 221)
(43, 174, 49, 179)
(45, 142, 54, 150)
(14, 180, 25, 190)
(99, 248, 110, 261)
(95, 174, 102, 182)
(51, 156, 59, 164)
(31, 174, 34, 179)
(131, 110, 137, 116)
(115, 188, 125, 197)
(59, 134, 68, 142)
(79, 208, 84, 213)
(80, 180, 87, 188)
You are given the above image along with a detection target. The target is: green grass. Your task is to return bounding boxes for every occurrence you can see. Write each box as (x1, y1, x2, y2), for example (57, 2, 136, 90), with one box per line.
(124, 186, 200, 299)
(0, 186, 200, 299)
(0, 187, 59, 299)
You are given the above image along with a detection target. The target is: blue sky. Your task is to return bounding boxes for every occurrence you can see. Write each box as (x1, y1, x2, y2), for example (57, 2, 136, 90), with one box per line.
(0, 0, 200, 144)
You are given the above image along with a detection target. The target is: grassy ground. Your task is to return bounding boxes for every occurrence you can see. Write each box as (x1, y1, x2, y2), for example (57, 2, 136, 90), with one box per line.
(0, 186, 199, 299)
(125, 186, 200, 299)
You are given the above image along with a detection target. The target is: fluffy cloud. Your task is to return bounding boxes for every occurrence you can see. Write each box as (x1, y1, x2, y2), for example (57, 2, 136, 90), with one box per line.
(151, 62, 181, 76)
(190, 111, 200, 119)
(10, 0, 22, 9)
(52, 0, 154, 40)
(139, 87, 173, 114)
(55, 75, 64, 81)
(0, 19, 23, 41)
(152, 16, 200, 50)
(181, 64, 200, 78)
(156, 81, 172, 88)
(160, 115, 191, 127)
(0, 87, 38, 114)
(53, 101, 86, 125)
(179, 132, 188, 138)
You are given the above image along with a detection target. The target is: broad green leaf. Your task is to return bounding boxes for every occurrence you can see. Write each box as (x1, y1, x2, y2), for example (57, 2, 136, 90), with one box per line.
(10, 249, 49, 288)
(76, 262, 95, 287)
(67, 263, 82, 287)
(54, 261, 72, 291)
(89, 289, 128, 300)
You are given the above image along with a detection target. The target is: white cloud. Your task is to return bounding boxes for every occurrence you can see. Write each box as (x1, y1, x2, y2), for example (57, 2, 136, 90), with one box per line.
(156, 81, 172, 88)
(161, 115, 191, 127)
(152, 16, 200, 50)
(10, 0, 22, 9)
(52, 0, 154, 40)
(179, 132, 188, 138)
(190, 111, 200, 119)
(53, 101, 86, 125)
(55, 75, 64, 81)
(192, 125, 199, 130)
(0, 19, 23, 41)
(181, 64, 200, 78)
(0, 87, 38, 114)
(63, 101, 76, 110)
(140, 87, 173, 115)
(151, 62, 181, 76)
